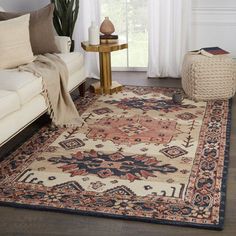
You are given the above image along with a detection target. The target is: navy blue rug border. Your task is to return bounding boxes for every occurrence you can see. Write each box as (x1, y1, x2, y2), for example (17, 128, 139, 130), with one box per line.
(0, 200, 225, 230)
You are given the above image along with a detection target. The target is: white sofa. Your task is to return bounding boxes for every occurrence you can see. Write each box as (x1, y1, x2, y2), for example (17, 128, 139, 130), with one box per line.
(0, 37, 86, 146)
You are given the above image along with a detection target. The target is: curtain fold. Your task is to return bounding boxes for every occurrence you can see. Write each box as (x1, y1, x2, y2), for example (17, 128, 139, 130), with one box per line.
(148, 0, 192, 78)
(73, 0, 100, 78)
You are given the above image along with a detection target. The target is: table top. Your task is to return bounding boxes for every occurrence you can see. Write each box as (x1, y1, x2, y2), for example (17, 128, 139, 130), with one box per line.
(81, 41, 128, 53)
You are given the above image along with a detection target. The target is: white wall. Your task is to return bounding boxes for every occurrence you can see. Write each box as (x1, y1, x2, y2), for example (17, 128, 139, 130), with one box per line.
(0, 0, 49, 11)
(191, 0, 236, 56)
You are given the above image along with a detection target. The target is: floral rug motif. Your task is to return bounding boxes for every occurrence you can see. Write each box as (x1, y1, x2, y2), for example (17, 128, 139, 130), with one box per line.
(0, 86, 231, 230)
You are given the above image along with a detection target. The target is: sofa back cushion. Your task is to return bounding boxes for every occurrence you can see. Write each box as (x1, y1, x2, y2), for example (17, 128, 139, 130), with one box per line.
(0, 14, 35, 69)
(0, 4, 59, 55)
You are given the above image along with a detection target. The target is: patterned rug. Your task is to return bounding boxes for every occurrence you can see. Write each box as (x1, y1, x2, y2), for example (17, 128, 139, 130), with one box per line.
(0, 86, 232, 230)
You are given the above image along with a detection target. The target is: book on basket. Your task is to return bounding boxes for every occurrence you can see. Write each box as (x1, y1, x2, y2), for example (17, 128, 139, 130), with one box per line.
(191, 47, 229, 57)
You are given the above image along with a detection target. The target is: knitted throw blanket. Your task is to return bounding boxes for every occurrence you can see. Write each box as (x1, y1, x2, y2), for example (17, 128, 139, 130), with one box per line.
(19, 54, 84, 127)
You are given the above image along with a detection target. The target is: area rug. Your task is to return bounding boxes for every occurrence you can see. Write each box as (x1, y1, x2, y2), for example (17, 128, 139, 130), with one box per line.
(0, 86, 232, 230)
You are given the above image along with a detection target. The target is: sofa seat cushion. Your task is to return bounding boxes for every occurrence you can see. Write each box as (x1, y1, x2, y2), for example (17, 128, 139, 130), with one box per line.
(0, 94, 47, 145)
(0, 90, 20, 119)
(0, 69, 43, 105)
(57, 52, 84, 76)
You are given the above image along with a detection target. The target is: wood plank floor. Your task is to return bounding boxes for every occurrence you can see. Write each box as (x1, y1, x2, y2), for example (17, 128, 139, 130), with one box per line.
(0, 72, 235, 236)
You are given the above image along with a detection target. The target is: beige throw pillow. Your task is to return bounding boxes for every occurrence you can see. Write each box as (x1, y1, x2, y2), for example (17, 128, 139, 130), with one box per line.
(0, 14, 35, 69)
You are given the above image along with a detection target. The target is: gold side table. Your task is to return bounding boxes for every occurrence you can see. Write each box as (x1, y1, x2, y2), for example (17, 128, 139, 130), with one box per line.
(81, 41, 128, 95)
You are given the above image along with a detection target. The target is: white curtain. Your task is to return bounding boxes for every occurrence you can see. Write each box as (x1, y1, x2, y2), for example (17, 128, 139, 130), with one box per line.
(74, 0, 100, 78)
(148, 0, 192, 78)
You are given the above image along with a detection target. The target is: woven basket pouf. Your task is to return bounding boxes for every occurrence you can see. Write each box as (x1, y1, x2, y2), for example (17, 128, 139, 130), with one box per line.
(181, 53, 236, 101)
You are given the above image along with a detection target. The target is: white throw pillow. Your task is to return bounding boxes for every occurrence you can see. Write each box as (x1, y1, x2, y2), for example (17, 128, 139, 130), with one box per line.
(0, 6, 5, 12)
(0, 14, 35, 69)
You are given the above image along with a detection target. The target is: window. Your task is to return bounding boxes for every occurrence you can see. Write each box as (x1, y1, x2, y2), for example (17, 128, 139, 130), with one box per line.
(101, 0, 148, 69)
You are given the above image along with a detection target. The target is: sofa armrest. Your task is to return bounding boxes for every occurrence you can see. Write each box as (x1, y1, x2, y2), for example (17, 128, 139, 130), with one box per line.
(55, 36, 71, 53)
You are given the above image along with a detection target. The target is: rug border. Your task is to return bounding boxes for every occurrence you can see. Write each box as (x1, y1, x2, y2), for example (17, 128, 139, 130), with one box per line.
(216, 98, 233, 229)
(0, 200, 226, 230)
(0, 94, 233, 231)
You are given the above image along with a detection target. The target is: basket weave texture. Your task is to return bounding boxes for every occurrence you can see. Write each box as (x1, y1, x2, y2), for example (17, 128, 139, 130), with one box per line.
(181, 53, 236, 101)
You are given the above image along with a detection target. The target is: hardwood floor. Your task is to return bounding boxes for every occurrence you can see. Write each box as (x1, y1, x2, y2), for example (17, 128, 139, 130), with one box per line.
(0, 72, 235, 236)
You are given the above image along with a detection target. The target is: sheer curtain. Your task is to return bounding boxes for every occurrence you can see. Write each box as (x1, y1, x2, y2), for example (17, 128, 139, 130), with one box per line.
(148, 0, 192, 78)
(74, 0, 100, 78)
